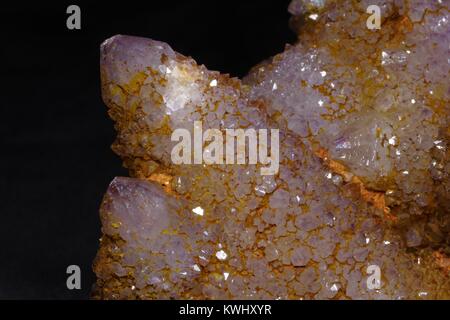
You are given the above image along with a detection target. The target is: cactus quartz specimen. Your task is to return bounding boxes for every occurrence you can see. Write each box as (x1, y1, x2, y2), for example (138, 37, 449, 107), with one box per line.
(93, 0, 450, 299)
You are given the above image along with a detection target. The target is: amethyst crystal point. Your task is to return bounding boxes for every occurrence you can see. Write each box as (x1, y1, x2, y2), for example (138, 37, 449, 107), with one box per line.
(93, 0, 450, 299)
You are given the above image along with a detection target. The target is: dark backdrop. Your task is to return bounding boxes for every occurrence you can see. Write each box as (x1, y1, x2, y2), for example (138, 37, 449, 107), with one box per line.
(0, 0, 295, 299)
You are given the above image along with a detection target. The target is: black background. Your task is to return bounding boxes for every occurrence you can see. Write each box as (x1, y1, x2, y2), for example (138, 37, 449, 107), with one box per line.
(0, 0, 295, 299)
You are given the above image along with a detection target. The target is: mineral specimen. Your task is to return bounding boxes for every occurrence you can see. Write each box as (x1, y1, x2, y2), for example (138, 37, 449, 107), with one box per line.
(93, 0, 450, 299)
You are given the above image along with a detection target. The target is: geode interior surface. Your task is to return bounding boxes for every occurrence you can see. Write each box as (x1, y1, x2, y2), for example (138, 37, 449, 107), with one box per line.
(93, 0, 450, 299)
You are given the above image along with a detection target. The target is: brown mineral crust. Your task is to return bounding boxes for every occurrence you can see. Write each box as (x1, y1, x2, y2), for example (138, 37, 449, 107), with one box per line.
(314, 147, 396, 223)
(148, 173, 174, 194)
(434, 251, 450, 275)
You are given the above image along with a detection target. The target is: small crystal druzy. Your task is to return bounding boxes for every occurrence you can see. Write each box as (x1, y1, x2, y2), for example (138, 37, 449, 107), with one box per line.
(93, 0, 449, 299)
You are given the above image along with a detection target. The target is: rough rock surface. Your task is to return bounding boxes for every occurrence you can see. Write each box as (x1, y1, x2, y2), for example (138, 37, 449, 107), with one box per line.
(93, 0, 450, 299)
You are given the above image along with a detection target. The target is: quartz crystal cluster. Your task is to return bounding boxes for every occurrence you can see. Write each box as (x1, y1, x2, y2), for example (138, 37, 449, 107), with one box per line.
(93, 0, 450, 299)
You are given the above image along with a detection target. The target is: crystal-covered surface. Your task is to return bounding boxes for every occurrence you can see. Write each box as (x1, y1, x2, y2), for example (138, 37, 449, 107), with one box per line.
(93, 0, 449, 299)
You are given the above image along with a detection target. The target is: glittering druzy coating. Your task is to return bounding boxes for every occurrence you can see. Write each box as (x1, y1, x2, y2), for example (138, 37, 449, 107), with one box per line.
(93, 0, 450, 299)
